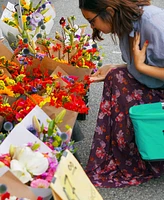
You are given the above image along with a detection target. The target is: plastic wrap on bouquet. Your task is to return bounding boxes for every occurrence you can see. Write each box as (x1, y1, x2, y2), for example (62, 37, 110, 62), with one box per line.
(0, 26, 4, 40)
(0, 1, 56, 42)
(0, 123, 52, 153)
(0, 2, 19, 39)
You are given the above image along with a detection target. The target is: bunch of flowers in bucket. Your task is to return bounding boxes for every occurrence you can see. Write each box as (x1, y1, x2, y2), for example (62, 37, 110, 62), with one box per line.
(0, 55, 90, 110)
(7, 15, 101, 120)
(0, 55, 90, 141)
(35, 15, 103, 71)
(10, 14, 103, 75)
(0, 55, 53, 123)
(1, 12, 102, 119)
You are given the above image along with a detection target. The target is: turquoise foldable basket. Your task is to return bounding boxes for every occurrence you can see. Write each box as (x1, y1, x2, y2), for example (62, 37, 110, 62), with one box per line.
(129, 102, 164, 161)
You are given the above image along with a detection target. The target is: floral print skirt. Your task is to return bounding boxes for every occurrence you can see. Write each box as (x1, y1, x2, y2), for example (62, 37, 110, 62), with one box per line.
(85, 67, 164, 188)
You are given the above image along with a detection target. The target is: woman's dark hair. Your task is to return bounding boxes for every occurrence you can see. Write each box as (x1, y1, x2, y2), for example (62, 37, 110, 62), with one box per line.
(79, 0, 151, 41)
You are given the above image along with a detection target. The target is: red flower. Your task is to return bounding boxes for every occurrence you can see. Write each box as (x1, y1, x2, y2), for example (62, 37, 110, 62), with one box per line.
(59, 17, 66, 27)
(0, 104, 16, 121)
(11, 83, 25, 95)
(52, 43, 62, 51)
(1, 192, 10, 200)
(37, 197, 43, 200)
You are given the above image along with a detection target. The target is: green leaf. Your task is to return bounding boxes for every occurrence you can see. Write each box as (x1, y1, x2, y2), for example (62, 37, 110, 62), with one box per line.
(54, 109, 66, 124)
(48, 120, 55, 136)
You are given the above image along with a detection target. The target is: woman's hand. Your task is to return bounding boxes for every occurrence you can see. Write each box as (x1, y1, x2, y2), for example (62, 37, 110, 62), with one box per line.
(90, 64, 115, 82)
(90, 64, 127, 82)
(133, 32, 149, 72)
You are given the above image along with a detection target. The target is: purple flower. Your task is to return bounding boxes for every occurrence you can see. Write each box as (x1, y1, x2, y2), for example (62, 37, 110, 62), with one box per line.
(55, 147, 62, 152)
(30, 12, 44, 29)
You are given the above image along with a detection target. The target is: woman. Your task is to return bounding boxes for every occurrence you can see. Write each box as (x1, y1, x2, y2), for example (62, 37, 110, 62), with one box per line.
(79, 0, 164, 188)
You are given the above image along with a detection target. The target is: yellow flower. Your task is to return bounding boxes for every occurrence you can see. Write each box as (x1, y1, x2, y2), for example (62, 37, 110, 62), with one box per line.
(20, 0, 26, 4)
(84, 52, 91, 61)
(15, 93, 21, 98)
(39, 97, 51, 108)
(52, 96, 57, 102)
(22, 15, 27, 23)
(0, 87, 14, 97)
(53, 58, 67, 63)
(16, 74, 26, 82)
(62, 96, 71, 103)
(2, 103, 10, 107)
(81, 58, 85, 65)
(21, 0, 30, 10)
(5, 77, 16, 86)
(0, 56, 6, 62)
(0, 80, 5, 89)
(3, 18, 9, 23)
(46, 85, 53, 95)
(44, 16, 52, 23)
(52, 74, 59, 80)
(23, 4, 30, 11)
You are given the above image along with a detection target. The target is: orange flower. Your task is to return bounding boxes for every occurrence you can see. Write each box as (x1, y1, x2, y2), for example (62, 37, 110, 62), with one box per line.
(26, 94, 44, 106)
(0, 87, 14, 97)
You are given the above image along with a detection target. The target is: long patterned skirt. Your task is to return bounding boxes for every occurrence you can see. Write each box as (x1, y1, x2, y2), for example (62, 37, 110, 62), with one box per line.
(85, 67, 164, 188)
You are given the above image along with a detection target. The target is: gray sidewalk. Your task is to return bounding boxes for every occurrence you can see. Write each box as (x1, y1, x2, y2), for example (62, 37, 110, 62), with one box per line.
(1, 0, 164, 199)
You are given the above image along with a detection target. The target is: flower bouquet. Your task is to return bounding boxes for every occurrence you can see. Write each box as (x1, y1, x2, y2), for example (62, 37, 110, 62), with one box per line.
(0, 120, 61, 200)
(1, 144, 57, 200)
(0, 104, 76, 158)
(20, 105, 76, 160)
(0, 0, 56, 47)
(9, 13, 103, 80)
(0, 51, 90, 130)
(0, 103, 79, 199)
(35, 15, 103, 80)
(0, 143, 55, 199)
(0, 114, 66, 199)
(0, 41, 90, 148)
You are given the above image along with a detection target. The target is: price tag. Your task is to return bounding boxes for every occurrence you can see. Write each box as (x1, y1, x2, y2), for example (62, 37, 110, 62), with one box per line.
(50, 150, 103, 200)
